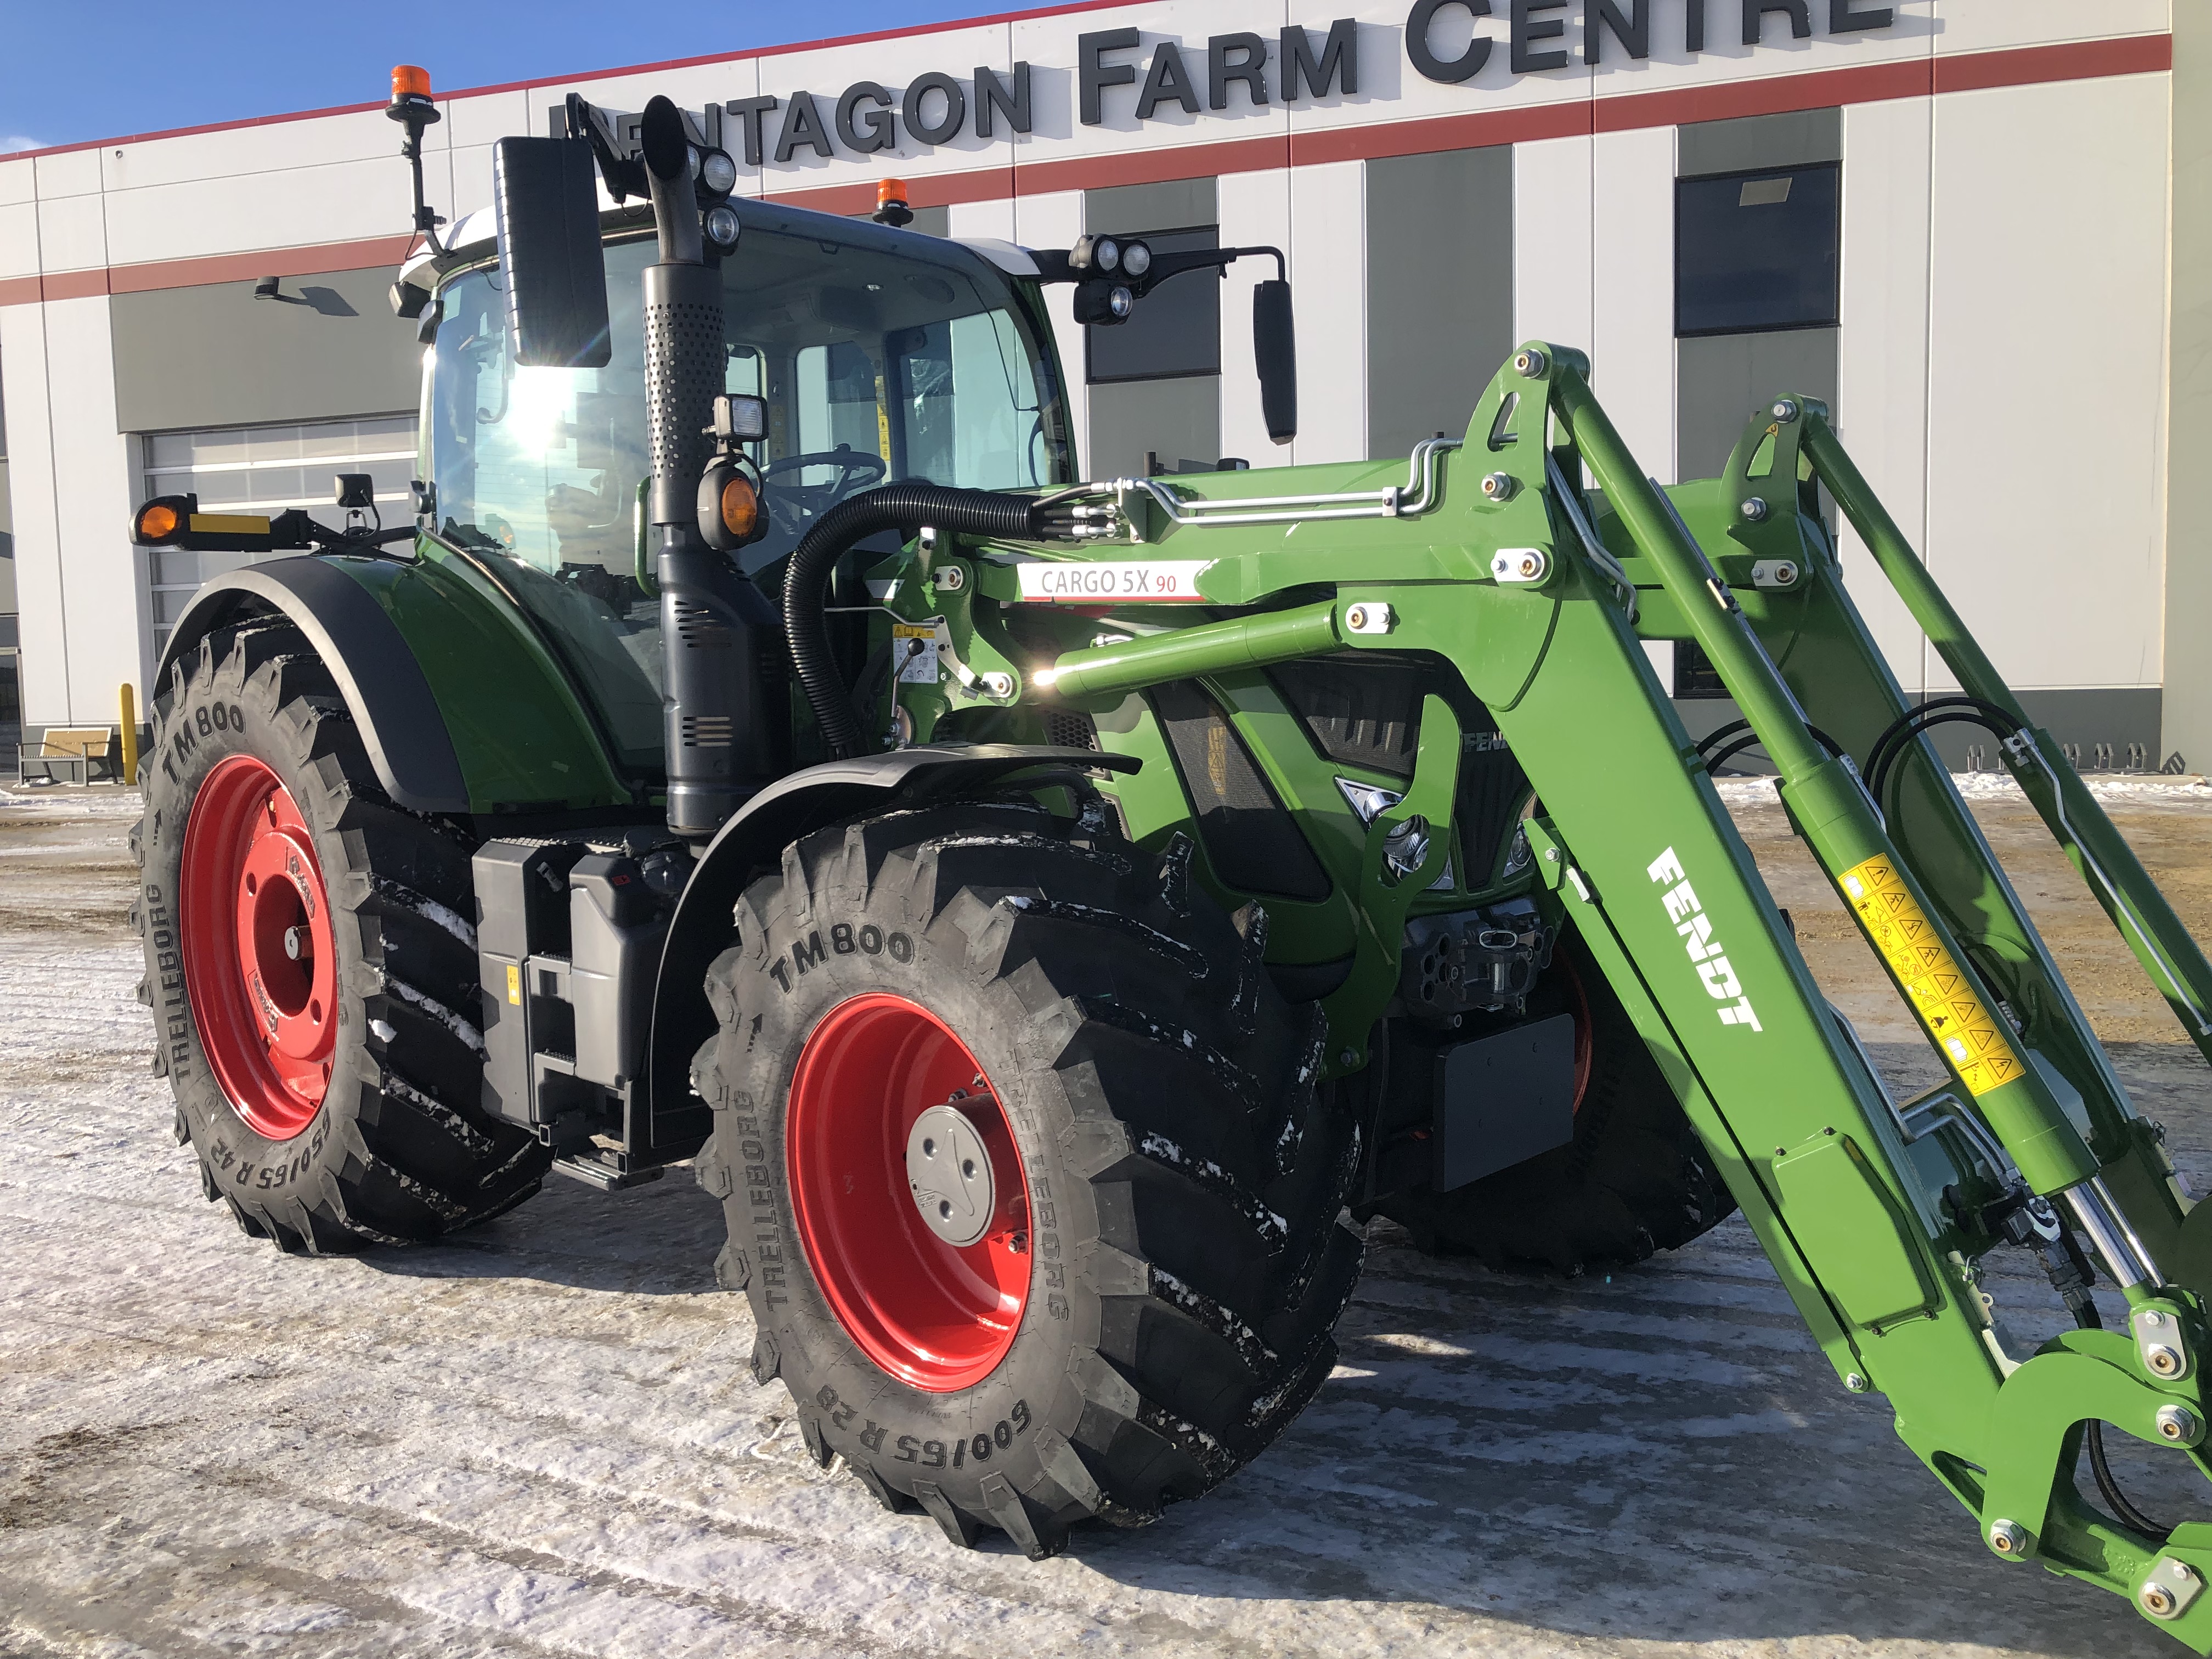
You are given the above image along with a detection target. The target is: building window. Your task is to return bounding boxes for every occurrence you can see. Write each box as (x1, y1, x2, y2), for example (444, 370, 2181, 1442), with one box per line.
(1086, 224, 1222, 384)
(1365, 145, 1514, 461)
(141, 415, 417, 658)
(1674, 161, 1839, 337)
(1674, 639, 1730, 699)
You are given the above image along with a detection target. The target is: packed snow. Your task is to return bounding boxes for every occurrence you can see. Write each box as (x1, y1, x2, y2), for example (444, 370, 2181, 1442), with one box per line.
(3, 782, 2207, 1657)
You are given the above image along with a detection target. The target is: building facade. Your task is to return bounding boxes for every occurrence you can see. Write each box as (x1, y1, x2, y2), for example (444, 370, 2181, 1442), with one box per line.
(1, 0, 2205, 766)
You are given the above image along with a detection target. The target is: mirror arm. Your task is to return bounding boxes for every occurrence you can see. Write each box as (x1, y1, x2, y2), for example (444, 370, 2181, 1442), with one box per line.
(1128, 244, 1286, 298)
(566, 93, 648, 202)
(1029, 249, 1079, 285)
(1029, 244, 1287, 291)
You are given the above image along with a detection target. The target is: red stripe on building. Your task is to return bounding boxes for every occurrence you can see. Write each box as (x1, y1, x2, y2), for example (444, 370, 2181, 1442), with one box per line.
(1017, 132, 1293, 196)
(768, 165, 1018, 217)
(105, 236, 420, 295)
(1932, 32, 2170, 94)
(1590, 58, 1933, 133)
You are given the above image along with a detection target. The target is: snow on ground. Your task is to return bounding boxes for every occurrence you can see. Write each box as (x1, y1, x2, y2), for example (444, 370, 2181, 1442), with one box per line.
(4, 786, 2210, 1657)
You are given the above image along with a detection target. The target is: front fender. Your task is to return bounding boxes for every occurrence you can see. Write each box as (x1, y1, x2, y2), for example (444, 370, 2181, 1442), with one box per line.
(644, 744, 1139, 1138)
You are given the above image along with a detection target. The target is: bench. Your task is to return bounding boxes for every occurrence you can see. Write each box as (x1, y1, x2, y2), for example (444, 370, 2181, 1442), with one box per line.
(16, 727, 124, 786)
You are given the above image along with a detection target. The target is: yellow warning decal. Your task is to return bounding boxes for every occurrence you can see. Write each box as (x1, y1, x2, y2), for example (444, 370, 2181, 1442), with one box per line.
(506, 963, 522, 1007)
(1839, 856, 2022, 1097)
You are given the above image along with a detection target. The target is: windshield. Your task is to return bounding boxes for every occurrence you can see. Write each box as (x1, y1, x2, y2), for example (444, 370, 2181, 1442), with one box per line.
(425, 208, 1072, 770)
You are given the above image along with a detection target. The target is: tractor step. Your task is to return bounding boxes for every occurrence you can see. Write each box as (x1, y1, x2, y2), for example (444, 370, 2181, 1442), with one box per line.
(549, 1154, 666, 1193)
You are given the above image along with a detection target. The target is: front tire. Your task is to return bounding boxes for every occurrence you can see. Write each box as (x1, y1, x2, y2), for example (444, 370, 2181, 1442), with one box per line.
(134, 617, 549, 1251)
(695, 800, 1365, 1556)
(1366, 932, 1736, 1271)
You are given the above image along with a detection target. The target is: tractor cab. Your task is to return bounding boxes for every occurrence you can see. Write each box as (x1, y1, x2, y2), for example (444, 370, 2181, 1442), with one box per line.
(403, 198, 1075, 769)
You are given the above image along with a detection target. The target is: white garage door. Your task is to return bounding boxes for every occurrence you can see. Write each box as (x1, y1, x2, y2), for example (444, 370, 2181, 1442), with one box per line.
(141, 414, 417, 661)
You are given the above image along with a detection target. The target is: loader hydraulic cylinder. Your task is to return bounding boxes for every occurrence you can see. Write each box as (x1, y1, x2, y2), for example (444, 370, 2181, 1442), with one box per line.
(1803, 419, 2212, 1065)
(1551, 367, 2106, 1201)
(1034, 599, 1342, 701)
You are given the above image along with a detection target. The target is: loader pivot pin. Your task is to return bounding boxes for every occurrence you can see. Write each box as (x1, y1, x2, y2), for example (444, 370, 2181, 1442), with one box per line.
(2142, 1559, 2203, 1621)
(2155, 1404, 2202, 1446)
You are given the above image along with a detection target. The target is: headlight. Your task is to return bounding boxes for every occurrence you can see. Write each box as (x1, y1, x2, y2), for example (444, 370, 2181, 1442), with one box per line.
(1120, 239, 1152, 278)
(699, 147, 738, 196)
(1093, 236, 1120, 273)
(705, 205, 742, 249)
(1108, 285, 1133, 320)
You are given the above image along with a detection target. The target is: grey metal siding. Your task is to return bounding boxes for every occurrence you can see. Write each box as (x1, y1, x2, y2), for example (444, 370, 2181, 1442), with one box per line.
(1365, 145, 1514, 461)
(109, 266, 422, 435)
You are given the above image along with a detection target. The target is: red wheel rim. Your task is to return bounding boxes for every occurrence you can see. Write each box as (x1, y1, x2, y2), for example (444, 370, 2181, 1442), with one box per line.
(180, 755, 337, 1141)
(787, 994, 1031, 1392)
(1564, 957, 1595, 1113)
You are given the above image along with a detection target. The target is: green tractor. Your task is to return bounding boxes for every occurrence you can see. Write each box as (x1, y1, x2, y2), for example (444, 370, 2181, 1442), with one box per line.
(130, 76, 2212, 1637)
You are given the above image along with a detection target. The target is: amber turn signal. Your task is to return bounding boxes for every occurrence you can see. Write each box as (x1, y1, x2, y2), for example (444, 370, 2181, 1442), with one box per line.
(719, 475, 760, 540)
(136, 501, 180, 542)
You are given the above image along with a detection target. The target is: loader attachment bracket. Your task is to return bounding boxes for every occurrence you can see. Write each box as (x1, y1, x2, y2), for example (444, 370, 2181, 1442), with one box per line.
(1320, 695, 1461, 1069)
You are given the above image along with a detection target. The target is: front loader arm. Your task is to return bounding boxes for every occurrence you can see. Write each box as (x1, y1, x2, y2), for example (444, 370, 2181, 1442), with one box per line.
(1483, 348, 2212, 1639)
(1668, 401, 2199, 1284)
(1024, 342, 2212, 1636)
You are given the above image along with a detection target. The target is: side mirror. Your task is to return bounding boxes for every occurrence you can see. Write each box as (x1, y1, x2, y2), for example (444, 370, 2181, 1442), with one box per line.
(492, 137, 611, 368)
(1252, 279, 1297, 444)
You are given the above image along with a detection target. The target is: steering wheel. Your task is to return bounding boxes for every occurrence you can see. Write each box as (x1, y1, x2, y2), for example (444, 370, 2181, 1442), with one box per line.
(763, 446, 889, 534)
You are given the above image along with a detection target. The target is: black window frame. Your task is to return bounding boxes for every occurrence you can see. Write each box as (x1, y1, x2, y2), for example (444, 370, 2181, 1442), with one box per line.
(1673, 160, 1841, 340)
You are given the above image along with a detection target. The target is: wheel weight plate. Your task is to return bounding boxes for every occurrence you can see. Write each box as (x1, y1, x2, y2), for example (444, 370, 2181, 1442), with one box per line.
(906, 1102, 996, 1247)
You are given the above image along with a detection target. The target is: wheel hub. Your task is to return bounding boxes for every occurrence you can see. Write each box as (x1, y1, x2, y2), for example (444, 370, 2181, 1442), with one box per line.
(180, 754, 337, 1141)
(786, 993, 1031, 1392)
(906, 1099, 997, 1248)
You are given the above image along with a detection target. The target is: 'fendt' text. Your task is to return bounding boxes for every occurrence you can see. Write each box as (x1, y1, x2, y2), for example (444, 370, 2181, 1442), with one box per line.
(1647, 847, 1761, 1032)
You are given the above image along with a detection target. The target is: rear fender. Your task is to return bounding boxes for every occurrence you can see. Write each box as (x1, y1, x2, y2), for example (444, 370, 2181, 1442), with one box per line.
(155, 557, 471, 813)
(645, 745, 1138, 1142)
(155, 551, 634, 815)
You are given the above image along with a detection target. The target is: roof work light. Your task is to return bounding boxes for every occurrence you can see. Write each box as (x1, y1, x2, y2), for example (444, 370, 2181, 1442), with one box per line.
(387, 64, 448, 256)
(873, 178, 914, 227)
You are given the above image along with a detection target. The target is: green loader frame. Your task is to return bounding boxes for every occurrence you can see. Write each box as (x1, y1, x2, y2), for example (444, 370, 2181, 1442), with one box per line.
(904, 343, 2212, 1634)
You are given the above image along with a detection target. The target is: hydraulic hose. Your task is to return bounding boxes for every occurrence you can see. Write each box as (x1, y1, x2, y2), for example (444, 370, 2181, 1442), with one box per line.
(782, 485, 1043, 758)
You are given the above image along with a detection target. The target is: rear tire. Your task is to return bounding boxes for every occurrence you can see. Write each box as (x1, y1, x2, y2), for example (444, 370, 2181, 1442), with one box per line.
(133, 617, 549, 1251)
(694, 800, 1365, 1557)
(1366, 933, 1736, 1272)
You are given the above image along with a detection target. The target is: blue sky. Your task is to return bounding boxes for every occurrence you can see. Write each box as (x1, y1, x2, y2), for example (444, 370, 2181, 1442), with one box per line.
(0, 1, 984, 154)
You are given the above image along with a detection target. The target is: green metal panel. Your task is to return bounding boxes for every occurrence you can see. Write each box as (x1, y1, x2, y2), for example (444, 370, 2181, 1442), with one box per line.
(1771, 1132, 1939, 1330)
(338, 545, 634, 814)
